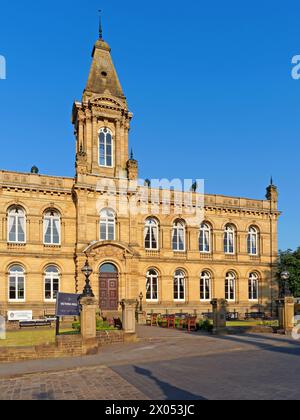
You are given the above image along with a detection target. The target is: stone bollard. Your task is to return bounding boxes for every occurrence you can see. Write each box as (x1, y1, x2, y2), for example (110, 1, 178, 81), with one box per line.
(277, 297, 295, 335)
(80, 296, 98, 340)
(121, 299, 138, 343)
(211, 298, 227, 335)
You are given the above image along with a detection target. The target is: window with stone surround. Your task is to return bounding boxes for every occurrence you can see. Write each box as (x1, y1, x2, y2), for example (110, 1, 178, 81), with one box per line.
(44, 210, 61, 245)
(9, 265, 25, 302)
(224, 224, 236, 254)
(99, 127, 113, 167)
(146, 269, 159, 301)
(225, 271, 236, 301)
(172, 220, 186, 252)
(44, 265, 60, 301)
(144, 218, 159, 250)
(100, 208, 116, 241)
(247, 226, 259, 256)
(200, 271, 212, 301)
(248, 272, 259, 301)
(199, 223, 212, 253)
(7, 206, 26, 244)
(174, 270, 186, 301)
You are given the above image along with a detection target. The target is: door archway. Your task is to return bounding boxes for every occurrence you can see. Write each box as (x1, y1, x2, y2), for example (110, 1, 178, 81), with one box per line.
(99, 263, 119, 311)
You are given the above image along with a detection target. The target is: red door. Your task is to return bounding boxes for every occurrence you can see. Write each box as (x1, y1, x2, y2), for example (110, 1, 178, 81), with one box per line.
(99, 273, 119, 311)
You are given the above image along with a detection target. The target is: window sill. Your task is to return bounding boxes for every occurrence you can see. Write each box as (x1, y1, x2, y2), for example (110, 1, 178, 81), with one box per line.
(8, 300, 26, 303)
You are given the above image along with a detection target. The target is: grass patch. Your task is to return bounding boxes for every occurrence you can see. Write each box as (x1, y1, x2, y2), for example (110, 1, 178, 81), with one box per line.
(0, 329, 73, 348)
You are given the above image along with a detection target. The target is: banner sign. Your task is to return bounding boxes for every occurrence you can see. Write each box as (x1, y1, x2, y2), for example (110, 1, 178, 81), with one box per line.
(55, 293, 81, 317)
(8, 311, 33, 322)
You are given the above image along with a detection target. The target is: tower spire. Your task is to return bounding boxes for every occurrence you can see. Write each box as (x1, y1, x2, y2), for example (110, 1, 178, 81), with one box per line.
(98, 10, 103, 40)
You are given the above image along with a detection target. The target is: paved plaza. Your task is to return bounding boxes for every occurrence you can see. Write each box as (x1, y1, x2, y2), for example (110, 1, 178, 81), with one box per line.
(0, 327, 300, 400)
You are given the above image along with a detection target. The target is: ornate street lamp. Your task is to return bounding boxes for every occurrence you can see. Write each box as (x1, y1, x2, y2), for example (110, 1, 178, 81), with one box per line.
(81, 260, 95, 298)
(281, 271, 291, 298)
(139, 292, 143, 312)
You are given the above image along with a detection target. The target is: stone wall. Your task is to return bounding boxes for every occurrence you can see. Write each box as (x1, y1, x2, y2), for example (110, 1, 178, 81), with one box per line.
(0, 330, 125, 363)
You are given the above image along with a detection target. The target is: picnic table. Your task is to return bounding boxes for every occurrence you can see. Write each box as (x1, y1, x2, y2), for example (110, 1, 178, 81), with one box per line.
(147, 313, 198, 332)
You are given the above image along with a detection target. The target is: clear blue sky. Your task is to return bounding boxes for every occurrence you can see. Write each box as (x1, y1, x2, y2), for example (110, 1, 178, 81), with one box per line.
(0, 0, 299, 250)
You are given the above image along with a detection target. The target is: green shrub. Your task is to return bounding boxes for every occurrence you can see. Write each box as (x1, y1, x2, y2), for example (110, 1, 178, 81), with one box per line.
(72, 318, 117, 332)
(198, 319, 213, 333)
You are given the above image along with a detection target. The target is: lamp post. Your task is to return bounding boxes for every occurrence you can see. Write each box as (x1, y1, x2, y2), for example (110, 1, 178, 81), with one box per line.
(139, 292, 143, 312)
(81, 260, 95, 298)
(281, 271, 291, 298)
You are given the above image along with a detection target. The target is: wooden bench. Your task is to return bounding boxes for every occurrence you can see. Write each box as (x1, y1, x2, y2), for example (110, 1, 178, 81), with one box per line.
(244, 312, 266, 320)
(19, 320, 52, 329)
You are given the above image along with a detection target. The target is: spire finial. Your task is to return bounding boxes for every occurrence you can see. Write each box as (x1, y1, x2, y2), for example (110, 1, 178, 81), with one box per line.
(130, 148, 134, 160)
(270, 176, 274, 186)
(98, 10, 103, 40)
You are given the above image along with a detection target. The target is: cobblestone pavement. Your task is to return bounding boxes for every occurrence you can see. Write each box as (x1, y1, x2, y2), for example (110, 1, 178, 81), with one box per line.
(0, 366, 147, 400)
(1, 328, 300, 400)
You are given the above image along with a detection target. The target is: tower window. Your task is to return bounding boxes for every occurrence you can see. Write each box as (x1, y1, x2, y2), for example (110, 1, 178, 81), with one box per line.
(99, 127, 113, 168)
(101, 71, 108, 77)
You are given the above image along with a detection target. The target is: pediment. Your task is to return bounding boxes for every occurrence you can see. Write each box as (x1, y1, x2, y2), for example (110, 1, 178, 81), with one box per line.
(83, 241, 139, 260)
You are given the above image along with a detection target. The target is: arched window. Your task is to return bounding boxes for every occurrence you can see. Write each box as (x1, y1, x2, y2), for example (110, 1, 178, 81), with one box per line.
(8, 207, 26, 243)
(100, 263, 118, 274)
(224, 224, 236, 254)
(249, 272, 259, 301)
(248, 226, 259, 256)
(174, 270, 186, 301)
(172, 221, 186, 252)
(44, 210, 61, 245)
(146, 269, 159, 301)
(44, 265, 60, 301)
(225, 272, 236, 301)
(99, 127, 113, 167)
(200, 271, 212, 301)
(144, 218, 159, 250)
(100, 209, 116, 241)
(199, 223, 211, 253)
(9, 265, 25, 301)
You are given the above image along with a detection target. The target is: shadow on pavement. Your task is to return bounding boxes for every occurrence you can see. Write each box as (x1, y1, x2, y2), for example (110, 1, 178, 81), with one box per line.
(211, 333, 300, 357)
(133, 366, 207, 401)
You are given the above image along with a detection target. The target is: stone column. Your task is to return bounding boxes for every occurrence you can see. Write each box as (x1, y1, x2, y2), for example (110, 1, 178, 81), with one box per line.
(284, 297, 295, 334)
(80, 296, 98, 340)
(277, 297, 295, 334)
(211, 298, 227, 335)
(121, 299, 138, 342)
(276, 298, 285, 330)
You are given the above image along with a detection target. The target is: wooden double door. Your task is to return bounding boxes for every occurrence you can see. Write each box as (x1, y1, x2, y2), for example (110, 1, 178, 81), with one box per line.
(99, 272, 119, 311)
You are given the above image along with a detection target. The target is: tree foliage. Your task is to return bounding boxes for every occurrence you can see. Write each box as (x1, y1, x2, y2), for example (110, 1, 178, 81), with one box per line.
(277, 248, 300, 297)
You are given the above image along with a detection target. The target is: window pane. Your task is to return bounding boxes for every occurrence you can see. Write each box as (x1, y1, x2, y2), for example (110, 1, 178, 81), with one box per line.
(45, 278, 52, 299)
(53, 279, 59, 299)
(9, 277, 16, 300)
(108, 225, 115, 240)
(52, 220, 60, 244)
(17, 218, 25, 242)
(100, 223, 107, 240)
(9, 216, 16, 242)
(18, 278, 24, 300)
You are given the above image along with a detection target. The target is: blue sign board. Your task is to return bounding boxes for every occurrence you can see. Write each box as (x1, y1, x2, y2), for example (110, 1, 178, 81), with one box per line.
(56, 293, 81, 317)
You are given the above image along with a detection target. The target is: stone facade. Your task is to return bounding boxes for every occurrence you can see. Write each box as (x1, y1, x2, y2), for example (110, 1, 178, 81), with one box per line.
(0, 33, 280, 320)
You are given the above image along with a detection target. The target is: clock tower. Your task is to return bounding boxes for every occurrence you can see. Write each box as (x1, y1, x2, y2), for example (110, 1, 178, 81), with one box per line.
(72, 34, 136, 181)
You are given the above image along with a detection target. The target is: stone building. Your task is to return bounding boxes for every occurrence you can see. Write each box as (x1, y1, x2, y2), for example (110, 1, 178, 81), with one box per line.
(0, 30, 280, 319)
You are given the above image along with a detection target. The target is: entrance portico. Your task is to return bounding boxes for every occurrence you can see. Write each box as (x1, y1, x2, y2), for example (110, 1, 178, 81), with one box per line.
(80, 241, 139, 315)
